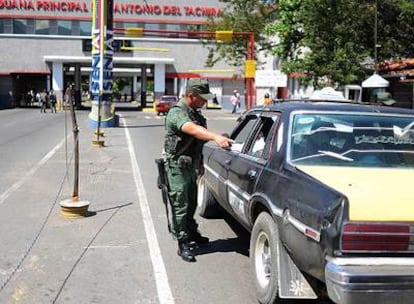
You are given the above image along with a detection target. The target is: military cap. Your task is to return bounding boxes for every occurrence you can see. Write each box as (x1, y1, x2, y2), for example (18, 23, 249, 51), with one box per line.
(186, 79, 214, 101)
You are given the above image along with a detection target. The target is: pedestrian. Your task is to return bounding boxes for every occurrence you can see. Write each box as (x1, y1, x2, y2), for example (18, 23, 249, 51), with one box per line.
(230, 89, 240, 114)
(163, 78, 233, 262)
(40, 89, 48, 113)
(212, 94, 219, 105)
(64, 85, 73, 107)
(263, 92, 271, 106)
(49, 90, 57, 113)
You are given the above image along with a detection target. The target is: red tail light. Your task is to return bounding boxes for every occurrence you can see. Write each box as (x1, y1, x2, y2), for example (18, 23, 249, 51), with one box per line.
(341, 222, 414, 253)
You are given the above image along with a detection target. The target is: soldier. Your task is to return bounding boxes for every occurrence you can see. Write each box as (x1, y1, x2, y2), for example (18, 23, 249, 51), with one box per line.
(164, 79, 233, 262)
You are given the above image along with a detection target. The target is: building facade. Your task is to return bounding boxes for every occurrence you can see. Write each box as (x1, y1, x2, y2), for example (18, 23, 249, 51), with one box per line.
(0, 0, 246, 109)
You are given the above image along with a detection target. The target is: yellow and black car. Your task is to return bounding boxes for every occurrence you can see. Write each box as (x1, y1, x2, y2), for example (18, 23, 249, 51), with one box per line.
(198, 100, 414, 304)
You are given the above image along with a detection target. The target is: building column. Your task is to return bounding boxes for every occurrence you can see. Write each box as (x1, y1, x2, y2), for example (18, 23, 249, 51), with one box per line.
(140, 64, 147, 108)
(52, 62, 64, 104)
(154, 63, 165, 100)
(132, 75, 138, 101)
(74, 64, 81, 108)
(173, 78, 178, 96)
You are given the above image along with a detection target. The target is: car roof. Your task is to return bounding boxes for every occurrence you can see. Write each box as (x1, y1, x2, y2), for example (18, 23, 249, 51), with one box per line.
(249, 100, 414, 116)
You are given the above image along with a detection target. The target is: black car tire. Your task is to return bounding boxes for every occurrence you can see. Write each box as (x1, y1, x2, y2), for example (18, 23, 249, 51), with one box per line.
(251, 212, 280, 304)
(197, 174, 218, 218)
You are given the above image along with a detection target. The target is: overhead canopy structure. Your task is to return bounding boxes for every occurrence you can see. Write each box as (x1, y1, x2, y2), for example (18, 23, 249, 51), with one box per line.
(362, 73, 389, 88)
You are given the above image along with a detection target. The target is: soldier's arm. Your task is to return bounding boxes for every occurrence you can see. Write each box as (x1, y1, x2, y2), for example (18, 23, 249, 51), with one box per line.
(181, 122, 233, 148)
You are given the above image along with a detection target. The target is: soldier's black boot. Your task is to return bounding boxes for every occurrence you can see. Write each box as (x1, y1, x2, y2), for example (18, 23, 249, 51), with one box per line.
(189, 232, 210, 248)
(177, 241, 196, 262)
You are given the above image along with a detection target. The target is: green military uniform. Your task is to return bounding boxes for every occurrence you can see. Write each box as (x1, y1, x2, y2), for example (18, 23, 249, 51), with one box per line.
(164, 99, 207, 243)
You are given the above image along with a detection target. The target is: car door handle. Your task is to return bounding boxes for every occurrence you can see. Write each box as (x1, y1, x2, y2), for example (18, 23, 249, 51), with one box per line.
(247, 169, 257, 180)
(225, 159, 232, 165)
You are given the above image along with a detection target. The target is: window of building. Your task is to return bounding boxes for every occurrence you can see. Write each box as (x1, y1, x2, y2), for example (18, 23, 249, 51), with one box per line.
(72, 20, 80, 35)
(0, 20, 3, 33)
(57, 20, 71, 35)
(3, 19, 12, 34)
(80, 21, 91, 36)
(26, 19, 35, 34)
(49, 20, 58, 35)
(35, 20, 49, 35)
(144, 23, 160, 30)
(114, 22, 124, 29)
(13, 19, 27, 34)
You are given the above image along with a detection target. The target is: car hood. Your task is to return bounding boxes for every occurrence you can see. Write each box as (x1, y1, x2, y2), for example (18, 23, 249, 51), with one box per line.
(296, 166, 414, 222)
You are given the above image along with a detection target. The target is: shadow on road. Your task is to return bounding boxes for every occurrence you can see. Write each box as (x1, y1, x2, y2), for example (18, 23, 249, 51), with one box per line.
(195, 212, 250, 257)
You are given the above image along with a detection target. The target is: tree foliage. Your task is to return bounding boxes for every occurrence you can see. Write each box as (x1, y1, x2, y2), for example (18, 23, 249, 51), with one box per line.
(203, 0, 278, 68)
(205, 0, 414, 86)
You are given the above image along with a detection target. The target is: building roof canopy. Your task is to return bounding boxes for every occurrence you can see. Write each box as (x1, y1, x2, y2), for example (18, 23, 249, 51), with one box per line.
(362, 73, 389, 88)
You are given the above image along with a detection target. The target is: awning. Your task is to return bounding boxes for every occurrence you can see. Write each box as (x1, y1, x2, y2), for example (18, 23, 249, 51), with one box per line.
(361, 73, 389, 88)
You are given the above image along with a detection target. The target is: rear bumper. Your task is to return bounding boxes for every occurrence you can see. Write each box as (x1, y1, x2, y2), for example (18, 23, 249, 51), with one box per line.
(325, 257, 414, 304)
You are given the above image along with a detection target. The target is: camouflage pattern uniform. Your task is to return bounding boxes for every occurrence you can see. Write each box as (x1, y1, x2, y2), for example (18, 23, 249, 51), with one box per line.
(164, 99, 206, 243)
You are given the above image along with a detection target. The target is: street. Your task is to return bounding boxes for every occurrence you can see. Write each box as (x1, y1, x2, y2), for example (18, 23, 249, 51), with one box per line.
(0, 107, 256, 304)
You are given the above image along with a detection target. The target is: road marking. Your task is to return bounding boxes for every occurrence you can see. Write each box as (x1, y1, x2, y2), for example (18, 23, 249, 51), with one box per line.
(121, 116, 174, 304)
(0, 137, 66, 207)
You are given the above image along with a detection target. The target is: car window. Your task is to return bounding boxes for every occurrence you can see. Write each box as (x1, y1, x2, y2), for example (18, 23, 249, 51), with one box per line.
(246, 116, 278, 159)
(290, 113, 414, 168)
(230, 114, 260, 152)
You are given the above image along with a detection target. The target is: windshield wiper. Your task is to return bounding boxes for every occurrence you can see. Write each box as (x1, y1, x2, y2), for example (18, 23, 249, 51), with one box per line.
(318, 150, 354, 161)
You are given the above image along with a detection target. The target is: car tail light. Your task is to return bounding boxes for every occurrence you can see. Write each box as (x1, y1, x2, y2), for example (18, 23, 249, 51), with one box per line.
(340, 222, 414, 253)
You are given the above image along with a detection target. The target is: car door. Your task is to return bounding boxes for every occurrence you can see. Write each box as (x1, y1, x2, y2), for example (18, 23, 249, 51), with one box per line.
(226, 113, 280, 226)
(203, 113, 260, 207)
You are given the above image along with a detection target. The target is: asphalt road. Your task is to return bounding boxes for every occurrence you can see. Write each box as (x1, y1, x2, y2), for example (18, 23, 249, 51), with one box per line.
(0, 106, 257, 304)
(0, 106, 333, 304)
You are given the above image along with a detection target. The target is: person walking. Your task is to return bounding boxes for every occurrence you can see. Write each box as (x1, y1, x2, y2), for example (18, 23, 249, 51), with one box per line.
(64, 84, 73, 107)
(40, 89, 48, 113)
(49, 90, 57, 113)
(230, 89, 240, 114)
(163, 78, 233, 262)
(263, 92, 271, 106)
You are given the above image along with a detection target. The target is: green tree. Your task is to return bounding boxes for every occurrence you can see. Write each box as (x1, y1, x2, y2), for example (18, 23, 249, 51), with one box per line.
(267, 0, 414, 86)
(204, 0, 278, 68)
(205, 0, 414, 87)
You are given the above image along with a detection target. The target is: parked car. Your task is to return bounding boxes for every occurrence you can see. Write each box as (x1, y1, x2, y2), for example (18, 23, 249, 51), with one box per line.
(154, 95, 178, 115)
(198, 100, 414, 304)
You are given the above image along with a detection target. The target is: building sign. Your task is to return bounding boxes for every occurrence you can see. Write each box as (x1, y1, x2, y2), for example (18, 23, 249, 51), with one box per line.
(255, 70, 288, 87)
(0, 1, 223, 18)
(0, 0, 88, 12)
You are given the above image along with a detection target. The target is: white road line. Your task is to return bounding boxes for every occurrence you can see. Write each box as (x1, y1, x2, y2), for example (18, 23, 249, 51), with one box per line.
(121, 116, 174, 304)
(0, 137, 66, 207)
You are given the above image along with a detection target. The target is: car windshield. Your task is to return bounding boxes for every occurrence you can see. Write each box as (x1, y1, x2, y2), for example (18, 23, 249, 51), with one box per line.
(161, 96, 177, 102)
(290, 113, 414, 168)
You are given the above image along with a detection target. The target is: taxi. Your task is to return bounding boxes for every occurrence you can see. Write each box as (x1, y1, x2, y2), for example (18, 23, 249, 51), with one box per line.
(198, 100, 414, 304)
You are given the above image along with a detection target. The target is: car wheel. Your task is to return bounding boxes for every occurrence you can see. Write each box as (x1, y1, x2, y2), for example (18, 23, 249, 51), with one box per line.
(157, 112, 160, 116)
(251, 212, 280, 304)
(197, 174, 218, 218)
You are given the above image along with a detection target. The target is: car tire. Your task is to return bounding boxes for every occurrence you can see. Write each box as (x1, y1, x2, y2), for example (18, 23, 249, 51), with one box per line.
(197, 174, 218, 218)
(251, 212, 280, 304)
(157, 112, 160, 116)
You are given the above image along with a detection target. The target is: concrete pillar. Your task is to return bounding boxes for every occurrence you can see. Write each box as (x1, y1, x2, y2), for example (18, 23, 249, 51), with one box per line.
(154, 63, 165, 100)
(140, 64, 147, 108)
(132, 75, 138, 101)
(173, 78, 178, 96)
(52, 62, 64, 104)
(74, 64, 81, 108)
